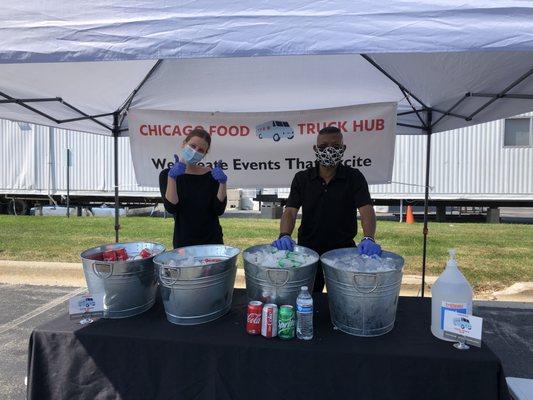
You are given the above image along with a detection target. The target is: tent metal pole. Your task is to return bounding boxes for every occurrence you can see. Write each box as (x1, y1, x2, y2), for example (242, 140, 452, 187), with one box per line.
(118, 59, 164, 127)
(360, 54, 429, 109)
(431, 94, 469, 128)
(113, 112, 120, 243)
(421, 109, 433, 297)
(466, 67, 533, 121)
(469, 93, 533, 100)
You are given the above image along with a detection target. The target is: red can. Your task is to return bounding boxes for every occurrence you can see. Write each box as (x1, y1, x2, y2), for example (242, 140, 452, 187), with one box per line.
(115, 248, 128, 261)
(139, 248, 152, 259)
(246, 301, 263, 335)
(261, 304, 278, 338)
(102, 250, 117, 261)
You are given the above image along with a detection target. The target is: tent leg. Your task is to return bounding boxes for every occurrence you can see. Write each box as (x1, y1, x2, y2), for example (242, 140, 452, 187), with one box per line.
(113, 112, 120, 243)
(421, 110, 433, 297)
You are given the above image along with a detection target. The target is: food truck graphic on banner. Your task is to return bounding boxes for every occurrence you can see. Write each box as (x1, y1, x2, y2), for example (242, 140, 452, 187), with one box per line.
(255, 121, 295, 141)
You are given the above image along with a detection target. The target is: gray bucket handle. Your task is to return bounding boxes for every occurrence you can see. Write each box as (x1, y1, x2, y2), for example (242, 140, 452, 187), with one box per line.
(353, 274, 379, 294)
(266, 268, 290, 287)
(92, 262, 113, 279)
(159, 266, 181, 287)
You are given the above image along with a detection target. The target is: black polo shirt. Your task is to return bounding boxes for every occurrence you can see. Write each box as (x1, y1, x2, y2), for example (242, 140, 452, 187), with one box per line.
(285, 164, 372, 255)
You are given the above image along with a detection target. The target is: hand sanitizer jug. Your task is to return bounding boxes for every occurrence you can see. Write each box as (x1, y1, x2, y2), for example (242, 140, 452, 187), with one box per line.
(431, 249, 473, 341)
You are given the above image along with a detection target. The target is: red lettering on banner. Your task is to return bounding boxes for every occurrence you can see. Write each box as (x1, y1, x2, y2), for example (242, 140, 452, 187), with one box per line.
(352, 119, 384, 132)
(365, 120, 375, 131)
(298, 123, 306, 135)
(353, 120, 364, 132)
(140, 125, 148, 135)
(149, 125, 158, 135)
(162, 125, 172, 136)
(338, 121, 348, 132)
(307, 123, 317, 134)
(240, 126, 250, 136)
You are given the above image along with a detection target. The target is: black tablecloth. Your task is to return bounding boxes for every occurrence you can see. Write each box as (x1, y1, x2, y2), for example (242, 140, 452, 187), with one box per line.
(27, 290, 509, 400)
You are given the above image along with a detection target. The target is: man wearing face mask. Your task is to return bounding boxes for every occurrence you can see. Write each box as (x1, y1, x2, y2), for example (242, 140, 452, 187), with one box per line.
(159, 128, 228, 249)
(272, 126, 381, 293)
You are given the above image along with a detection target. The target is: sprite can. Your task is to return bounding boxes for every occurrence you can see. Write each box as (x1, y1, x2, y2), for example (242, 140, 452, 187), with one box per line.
(278, 305, 295, 340)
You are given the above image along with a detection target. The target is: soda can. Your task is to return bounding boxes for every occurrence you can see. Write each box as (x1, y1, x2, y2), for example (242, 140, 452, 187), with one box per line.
(278, 305, 295, 340)
(246, 301, 263, 335)
(261, 304, 278, 338)
(102, 250, 117, 261)
(115, 248, 128, 261)
(139, 248, 152, 259)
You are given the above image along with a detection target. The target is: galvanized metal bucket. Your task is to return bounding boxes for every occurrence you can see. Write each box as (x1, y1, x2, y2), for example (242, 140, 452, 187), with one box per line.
(243, 244, 319, 307)
(321, 248, 405, 337)
(154, 245, 240, 325)
(80, 242, 165, 318)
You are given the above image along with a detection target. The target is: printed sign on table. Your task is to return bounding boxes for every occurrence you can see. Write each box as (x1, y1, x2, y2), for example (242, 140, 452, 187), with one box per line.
(443, 310, 483, 347)
(68, 293, 105, 319)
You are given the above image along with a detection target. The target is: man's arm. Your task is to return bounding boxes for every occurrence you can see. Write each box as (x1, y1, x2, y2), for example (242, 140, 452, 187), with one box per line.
(358, 204, 377, 238)
(280, 206, 298, 236)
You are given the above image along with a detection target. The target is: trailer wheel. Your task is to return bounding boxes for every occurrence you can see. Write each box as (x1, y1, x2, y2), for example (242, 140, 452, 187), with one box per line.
(7, 199, 29, 215)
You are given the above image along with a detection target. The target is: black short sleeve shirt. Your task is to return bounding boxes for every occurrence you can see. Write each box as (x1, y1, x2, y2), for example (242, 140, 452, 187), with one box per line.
(285, 164, 372, 254)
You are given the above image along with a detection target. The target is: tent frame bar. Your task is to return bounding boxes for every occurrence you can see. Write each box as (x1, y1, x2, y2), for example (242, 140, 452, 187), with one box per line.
(431, 94, 470, 128)
(466, 67, 533, 121)
(118, 59, 164, 128)
(397, 122, 426, 130)
(0, 97, 60, 104)
(469, 93, 533, 100)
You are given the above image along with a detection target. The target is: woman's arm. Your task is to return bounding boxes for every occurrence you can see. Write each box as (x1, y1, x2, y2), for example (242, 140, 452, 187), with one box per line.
(166, 177, 179, 204)
(159, 169, 179, 214)
(216, 182, 227, 202)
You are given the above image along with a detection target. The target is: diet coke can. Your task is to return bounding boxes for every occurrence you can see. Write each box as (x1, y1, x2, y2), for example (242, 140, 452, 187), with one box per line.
(246, 301, 263, 335)
(261, 304, 278, 338)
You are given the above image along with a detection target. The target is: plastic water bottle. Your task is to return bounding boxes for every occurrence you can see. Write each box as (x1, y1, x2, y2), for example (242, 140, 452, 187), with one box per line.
(431, 249, 473, 341)
(296, 286, 313, 340)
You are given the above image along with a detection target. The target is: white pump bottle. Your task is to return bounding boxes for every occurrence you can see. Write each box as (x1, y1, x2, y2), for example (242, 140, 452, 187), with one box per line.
(430, 249, 473, 341)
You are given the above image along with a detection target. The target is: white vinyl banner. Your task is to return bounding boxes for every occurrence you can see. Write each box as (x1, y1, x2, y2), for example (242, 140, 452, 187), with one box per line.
(128, 103, 397, 188)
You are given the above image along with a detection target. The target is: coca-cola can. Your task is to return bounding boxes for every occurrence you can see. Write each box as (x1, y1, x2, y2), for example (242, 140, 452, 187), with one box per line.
(139, 248, 152, 259)
(102, 250, 117, 261)
(261, 304, 278, 338)
(115, 248, 128, 261)
(246, 301, 263, 335)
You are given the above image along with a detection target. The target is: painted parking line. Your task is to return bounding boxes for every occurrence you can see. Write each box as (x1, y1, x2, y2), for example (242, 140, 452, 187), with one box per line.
(0, 287, 85, 335)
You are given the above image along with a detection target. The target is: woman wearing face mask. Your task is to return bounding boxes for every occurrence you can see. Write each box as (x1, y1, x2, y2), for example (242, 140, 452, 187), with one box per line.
(159, 128, 228, 249)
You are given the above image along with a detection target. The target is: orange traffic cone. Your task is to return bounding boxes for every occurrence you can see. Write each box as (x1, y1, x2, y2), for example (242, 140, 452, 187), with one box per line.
(406, 205, 415, 224)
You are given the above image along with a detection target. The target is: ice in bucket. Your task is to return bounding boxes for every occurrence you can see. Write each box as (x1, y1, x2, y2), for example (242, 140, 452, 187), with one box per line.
(332, 253, 399, 273)
(244, 247, 314, 268)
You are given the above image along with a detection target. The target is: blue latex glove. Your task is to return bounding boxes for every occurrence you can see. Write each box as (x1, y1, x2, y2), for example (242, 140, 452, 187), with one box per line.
(211, 160, 228, 184)
(168, 154, 186, 179)
(271, 235, 295, 251)
(358, 238, 382, 256)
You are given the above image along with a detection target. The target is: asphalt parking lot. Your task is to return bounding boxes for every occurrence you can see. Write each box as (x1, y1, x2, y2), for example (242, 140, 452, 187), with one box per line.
(0, 284, 83, 400)
(0, 283, 531, 400)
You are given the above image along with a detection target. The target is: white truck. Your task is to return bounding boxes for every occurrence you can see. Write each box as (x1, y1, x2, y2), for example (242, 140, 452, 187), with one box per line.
(255, 121, 295, 141)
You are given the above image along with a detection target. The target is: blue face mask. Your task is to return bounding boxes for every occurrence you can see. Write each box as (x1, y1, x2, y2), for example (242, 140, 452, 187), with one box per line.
(181, 145, 205, 165)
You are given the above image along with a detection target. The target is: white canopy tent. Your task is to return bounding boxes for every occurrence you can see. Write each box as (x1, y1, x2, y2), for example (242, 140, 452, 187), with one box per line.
(2, 1, 533, 294)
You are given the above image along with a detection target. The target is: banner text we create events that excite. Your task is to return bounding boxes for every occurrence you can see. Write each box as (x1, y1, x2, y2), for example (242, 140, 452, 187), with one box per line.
(128, 103, 397, 188)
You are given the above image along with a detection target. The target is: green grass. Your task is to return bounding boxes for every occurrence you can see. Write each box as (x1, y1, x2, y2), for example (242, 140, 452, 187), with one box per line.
(0, 215, 531, 291)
